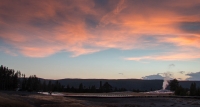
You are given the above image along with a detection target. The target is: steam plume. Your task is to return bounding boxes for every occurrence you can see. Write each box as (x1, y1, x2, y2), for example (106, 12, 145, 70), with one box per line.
(162, 72, 172, 90)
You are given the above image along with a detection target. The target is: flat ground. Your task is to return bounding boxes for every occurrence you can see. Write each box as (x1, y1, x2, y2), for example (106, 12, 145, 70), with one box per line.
(0, 91, 200, 107)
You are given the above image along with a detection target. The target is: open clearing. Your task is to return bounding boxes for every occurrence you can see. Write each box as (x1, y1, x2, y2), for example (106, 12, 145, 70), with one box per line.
(0, 91, 200, 107)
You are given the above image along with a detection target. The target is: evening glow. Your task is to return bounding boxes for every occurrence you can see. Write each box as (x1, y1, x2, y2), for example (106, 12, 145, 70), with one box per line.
(0, 0, 199, 80)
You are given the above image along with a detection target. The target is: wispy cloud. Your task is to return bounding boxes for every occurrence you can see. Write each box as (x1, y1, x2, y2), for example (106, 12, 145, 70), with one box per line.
(142, 73, 164, 80)
(124, 52, 200, 61)
(0, 0, 200, 59)
(179, 71, 185, 74)
(186, 72, 200, 80)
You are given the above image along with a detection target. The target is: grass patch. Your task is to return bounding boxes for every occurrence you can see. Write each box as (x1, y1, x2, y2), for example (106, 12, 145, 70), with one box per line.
(0, 96, 30, 107)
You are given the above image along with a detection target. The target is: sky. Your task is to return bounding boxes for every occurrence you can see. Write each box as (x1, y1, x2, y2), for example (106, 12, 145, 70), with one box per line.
(0, 0, 200, 80)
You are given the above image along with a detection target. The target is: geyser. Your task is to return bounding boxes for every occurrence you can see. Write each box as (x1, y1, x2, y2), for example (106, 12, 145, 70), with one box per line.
(162, 72, 171, 90)
(146, 72, 173, 94)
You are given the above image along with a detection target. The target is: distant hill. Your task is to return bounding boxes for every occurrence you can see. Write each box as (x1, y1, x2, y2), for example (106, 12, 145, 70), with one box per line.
(42, 79, 200, 91)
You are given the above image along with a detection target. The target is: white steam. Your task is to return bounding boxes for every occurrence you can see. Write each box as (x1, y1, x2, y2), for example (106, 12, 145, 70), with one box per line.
(162, 72, 172, 90)
(162, 64, 174, 90)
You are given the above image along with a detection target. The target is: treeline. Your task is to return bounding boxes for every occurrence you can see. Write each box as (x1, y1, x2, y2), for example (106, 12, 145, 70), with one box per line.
(3, 65, 200, 95)
(169, 79, 200, 96)
(21, 75, 65, 92)
(64, 83, 100, 93)
(0, 65, 21, 90)
(63, 82, 127, 93)
(0, 65, 128, 93)
(0, 65, 65, 92)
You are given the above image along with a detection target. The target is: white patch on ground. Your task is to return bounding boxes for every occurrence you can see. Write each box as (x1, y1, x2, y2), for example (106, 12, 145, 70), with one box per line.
(146, 89, 174, 94)
(38, 92, 65, 96)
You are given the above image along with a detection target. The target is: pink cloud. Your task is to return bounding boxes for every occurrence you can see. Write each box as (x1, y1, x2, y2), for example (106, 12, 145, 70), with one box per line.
(0, 0, 200, 60)
(125, 52, 200, 61)
(159, 35, 200, 48)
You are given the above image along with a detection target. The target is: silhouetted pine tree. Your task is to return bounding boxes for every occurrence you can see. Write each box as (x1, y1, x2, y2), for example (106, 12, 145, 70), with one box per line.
(90, 85, 96, 92)
(47, 81, 52, 91)
(42, 80, 47, 91)
(79, 83, 83, 92)
(21, 74, 27, 90)
(190, 83, 196, 96)
(197, 88, 200, 96)
(169, 79, 179, 91)
(65, 84, 70, 92)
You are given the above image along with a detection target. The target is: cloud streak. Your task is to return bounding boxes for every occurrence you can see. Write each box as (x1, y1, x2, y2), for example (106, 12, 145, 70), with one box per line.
(186, 72, 200, 80)
(0, 0, 200, 60)
(142, 74, 163, 80)
(125, 52, 200, 61)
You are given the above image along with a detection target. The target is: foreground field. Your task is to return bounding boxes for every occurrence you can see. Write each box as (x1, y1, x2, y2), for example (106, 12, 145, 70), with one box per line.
(0, 91, 200, 107)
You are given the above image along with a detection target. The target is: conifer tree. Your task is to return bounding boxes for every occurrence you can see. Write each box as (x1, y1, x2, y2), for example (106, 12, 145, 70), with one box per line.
(190, 83, 196, 96)
(169, 79, 179, 91)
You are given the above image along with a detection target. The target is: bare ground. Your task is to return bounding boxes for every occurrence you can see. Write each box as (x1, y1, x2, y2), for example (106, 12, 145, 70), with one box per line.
(0, 91, 200, 107)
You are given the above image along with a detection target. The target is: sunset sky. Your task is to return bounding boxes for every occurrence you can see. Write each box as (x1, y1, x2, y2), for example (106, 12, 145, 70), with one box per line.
(0, 0, 200, 80)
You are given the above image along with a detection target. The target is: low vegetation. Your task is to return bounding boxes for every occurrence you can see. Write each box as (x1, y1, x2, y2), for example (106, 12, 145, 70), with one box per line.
(0, 93, 30, 107)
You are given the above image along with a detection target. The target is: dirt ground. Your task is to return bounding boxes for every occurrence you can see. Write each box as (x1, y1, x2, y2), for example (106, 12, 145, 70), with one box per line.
(0, 91, 200, 107)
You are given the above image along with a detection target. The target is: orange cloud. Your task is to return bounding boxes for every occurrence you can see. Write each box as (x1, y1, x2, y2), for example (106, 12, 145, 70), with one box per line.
(125, 52, 200, 61)
(159, 35, 200, 48)
(0, 0, 200, 60)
